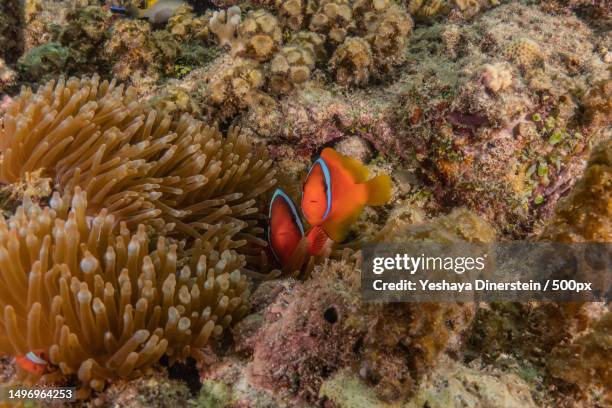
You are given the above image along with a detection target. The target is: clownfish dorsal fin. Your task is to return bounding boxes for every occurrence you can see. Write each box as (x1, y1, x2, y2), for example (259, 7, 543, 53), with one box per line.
(321, 147, 369, 183)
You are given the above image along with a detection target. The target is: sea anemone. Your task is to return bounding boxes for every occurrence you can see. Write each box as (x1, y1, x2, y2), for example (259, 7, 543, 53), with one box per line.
(0, 75, 276, 257)
(0, 188, 251, 398)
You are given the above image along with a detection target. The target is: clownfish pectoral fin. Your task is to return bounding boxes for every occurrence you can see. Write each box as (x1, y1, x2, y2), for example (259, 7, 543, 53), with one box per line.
(306, 225, 330, 256)
(364, 174, 392, 206)
(321, 147, 369, 183)
(268, 189, 305, 266)
(322, 204, 364, 243)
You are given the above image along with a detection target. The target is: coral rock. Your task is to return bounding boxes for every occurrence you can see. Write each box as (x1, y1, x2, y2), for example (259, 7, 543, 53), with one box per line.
(539, 138, 611, 242)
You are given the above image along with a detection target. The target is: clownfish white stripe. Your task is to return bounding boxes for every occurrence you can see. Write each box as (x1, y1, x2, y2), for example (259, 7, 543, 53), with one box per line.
(26, 351, 46, 365)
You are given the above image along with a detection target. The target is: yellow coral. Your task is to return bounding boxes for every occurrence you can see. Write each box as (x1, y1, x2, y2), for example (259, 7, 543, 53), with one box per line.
(0, 188, 251, 398)
(540, 138, 611, 242)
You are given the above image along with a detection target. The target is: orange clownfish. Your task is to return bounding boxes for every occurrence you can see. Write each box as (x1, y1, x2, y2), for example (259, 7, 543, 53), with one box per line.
(268, 189, 330, 269)
(302, 148, 391, 242)
(15, 350, 48, 376)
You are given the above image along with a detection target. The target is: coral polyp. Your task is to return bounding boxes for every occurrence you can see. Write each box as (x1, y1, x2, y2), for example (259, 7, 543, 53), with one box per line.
(0, 188, 251, 397)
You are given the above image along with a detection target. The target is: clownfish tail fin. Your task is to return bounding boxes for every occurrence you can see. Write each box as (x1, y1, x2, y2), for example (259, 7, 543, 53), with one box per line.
(365, 174, 392, 206)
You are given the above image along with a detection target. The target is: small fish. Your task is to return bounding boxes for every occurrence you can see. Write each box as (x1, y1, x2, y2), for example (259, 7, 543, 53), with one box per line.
(302, 148, 391, 242)
(268, 189, 330, 269)
(111, 0, 184, 24)
(15, 350, 48, 376)
(135, 0, 184, 24)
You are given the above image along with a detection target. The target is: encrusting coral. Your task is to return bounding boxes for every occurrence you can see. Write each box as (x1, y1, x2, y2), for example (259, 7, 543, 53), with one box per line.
(0, 75, 276, 256)
(0, 187, 251, 397)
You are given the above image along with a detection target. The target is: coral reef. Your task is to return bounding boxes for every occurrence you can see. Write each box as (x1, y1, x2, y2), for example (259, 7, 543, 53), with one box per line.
(209, 6, 242, 47)
(0, 59, 16, 93)
(103, 19, 180, 84)
(205, 56, 266, 120)
(0, 187, 251, 397)
(234, 10, 283, 62)
(547, 311, 612, 405)
(17, 42, 74, 83)
(203, 209, 495, 404)
(330, 37, 373, 86)
(395, 2, 610, 234)
(0, 76, 276, 254)
(0, 0, 24, 63)
(539, 137, 611, 242)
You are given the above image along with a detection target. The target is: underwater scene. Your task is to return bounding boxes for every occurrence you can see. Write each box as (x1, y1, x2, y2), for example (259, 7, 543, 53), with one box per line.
(0, 0, 610, 407)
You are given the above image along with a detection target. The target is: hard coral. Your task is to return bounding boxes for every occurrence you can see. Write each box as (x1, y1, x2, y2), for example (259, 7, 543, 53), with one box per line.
(167, 5, 211, 43)
(503, 38, 544, 72)
(206, 57, 266, 120)
(547, 311, 612, 405)
(480, 63, 512, 93)
(331, 37, 373, 86)
(210, 6, 242, 47)
(361, 3, 413, 71)
(57, 5, 111, 68)
(0, 0, 24, 63)
(0, 59, 16, 93)
(269, 41, 317, 94)
(234, 10, 283, 62)
(407, 0, 449, 22)
(309, 0, 354, 44)
(0, 75, 276, 254)
(0, 188, 250, 397)
(103, 19, 180, 84)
